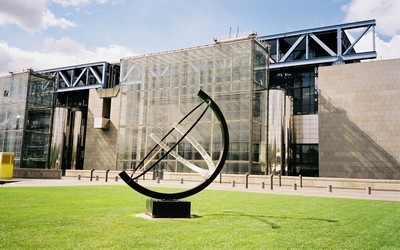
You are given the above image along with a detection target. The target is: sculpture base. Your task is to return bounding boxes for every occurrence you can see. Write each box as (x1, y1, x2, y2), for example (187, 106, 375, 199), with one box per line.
(146, 199, 191, 218)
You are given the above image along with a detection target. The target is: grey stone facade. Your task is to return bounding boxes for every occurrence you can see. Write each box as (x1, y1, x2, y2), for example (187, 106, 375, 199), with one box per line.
(318, 59, 400, 179)
(84, 89, 120, 170)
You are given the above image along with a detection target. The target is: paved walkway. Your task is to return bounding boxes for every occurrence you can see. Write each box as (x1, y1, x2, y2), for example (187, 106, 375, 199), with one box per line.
(1, 177, 400, 201)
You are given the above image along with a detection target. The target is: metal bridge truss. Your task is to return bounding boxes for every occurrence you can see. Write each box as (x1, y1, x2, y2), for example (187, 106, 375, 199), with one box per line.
(39, 61, 120, 92)
(259, 19, 377, 69)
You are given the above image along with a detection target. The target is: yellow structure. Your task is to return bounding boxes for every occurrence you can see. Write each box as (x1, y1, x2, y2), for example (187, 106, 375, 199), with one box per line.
(0, 152, 15, 180)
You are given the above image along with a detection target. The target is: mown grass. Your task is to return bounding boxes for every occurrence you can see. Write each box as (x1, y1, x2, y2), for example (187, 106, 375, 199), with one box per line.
(0, 185, 399, 249)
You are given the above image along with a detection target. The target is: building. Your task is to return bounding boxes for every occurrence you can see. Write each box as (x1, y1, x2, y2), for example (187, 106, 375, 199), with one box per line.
(259, 19, 377, 177)
(1, 19, 399, 179)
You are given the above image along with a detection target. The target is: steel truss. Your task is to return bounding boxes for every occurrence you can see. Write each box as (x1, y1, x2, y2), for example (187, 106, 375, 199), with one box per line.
(39, 61, 120, 92)
(259, 19, 377, 69)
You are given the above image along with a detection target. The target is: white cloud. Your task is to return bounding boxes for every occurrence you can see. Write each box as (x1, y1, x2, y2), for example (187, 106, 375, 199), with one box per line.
(342, 0, 400, 59)
(44, 37, 86, 53)
(42, 9, 76, 30)
(342, 0, 400, 37)
(0, 0, 75, 32)
(375, 34, 400, 59)
(0, 38, 135, 75)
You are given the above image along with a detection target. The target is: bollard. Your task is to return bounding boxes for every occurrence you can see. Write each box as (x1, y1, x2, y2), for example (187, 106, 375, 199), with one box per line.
(261, 182, 265, 189)
(90, 169, 95, 181)
(105, 170, 110, 182)
(299, 175, 303, 188)
(232, 180, 235, 187)
(77, 175, 81, 180)
(366, 186, 372, 195)
(245, 173, 249, 189)
(278, 174, 282, 187)
(153, 170, 158, 180)
(219, 173, 222, 184)
(328, 185, 332, 193)
(293, 183, 297, 190)
(95, 175, 99, 181)
(157, 177, 160, 184)
(180, 178, 184, 184)
(115, 176, 118, 182)
(270, 175, 274, 190)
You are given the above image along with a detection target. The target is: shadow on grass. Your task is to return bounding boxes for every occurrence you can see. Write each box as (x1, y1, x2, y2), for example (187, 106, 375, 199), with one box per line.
(204, 211, 338, 229)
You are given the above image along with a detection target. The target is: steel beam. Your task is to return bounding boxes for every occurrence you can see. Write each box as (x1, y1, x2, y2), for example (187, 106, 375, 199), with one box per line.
(259, 19, 377, 69)
(39, 61, 117, 92)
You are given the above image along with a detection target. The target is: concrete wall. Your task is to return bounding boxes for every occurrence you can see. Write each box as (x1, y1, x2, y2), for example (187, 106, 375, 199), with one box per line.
(84, 89, 120, 170)
(318, 59, 400, 179)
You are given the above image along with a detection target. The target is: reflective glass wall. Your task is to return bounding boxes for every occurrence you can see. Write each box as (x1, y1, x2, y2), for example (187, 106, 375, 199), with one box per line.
(0, 71, 54, 168)
(293, 144, 319, 176)
(21, 72, 55, 168)
(270, 67, 318, 115)
(0, 73, 29, 167)
(118, 38, 269, 174)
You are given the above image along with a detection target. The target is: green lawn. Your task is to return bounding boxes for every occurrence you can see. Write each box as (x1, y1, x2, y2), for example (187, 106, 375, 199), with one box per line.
(0, 185, 399, 249)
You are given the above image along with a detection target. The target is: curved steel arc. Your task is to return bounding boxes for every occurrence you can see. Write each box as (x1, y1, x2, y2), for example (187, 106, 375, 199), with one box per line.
(130, 100, 211, 180)
(119, 89, 229, 200)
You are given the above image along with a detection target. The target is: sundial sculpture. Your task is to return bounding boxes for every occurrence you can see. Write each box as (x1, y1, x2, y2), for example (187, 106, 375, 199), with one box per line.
(119, 90, 229, 218)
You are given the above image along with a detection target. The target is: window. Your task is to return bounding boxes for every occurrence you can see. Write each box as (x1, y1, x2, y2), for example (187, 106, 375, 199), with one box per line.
(270, 68, 318, 115)
(291, 144, 319, 177)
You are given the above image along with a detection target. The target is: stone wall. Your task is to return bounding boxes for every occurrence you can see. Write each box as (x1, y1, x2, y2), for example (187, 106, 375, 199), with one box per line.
(318, 59, 400, 179)
(83, 89, 120, 170)
(14, 168, 61, 179)
(293, 114, 318, 144)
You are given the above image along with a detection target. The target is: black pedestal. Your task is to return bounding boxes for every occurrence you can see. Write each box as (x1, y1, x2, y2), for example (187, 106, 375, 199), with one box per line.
(146, 199, 191, 218)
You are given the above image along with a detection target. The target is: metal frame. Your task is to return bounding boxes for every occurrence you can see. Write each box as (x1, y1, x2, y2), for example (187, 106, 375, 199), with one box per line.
(39, 61, 118, 92)
(259, 19, 377, 69)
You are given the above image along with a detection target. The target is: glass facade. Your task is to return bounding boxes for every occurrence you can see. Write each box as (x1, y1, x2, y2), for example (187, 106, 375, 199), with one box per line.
(293, 144, 319, 177)
(0, 71, 54, 168)
(0, 73, 29, 168)
(22, 73, 55, 168)
(270, 67, 318, 115)
(118, 38, 269, 174)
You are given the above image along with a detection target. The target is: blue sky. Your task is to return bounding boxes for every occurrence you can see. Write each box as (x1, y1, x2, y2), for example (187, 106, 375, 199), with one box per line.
(1, 0, 399, 74)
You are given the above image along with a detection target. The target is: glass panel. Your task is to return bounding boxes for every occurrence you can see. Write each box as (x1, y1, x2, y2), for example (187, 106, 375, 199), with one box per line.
(290, 144, 319, 177)
(21, 73, 55, 168)
(0, 73, 29, 168)
(253, 42, 269, 89)
(269, 68, 317, 115)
